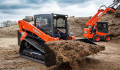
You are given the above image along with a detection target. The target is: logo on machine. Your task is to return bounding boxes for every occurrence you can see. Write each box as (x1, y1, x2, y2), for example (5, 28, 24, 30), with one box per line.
(33, 28, 41, 35)
(22, 32, 26, 36)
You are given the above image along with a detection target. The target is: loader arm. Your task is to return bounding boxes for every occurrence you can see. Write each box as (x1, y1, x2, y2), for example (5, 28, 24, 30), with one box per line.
(86, 8, 115, 27)
(86, 0, 120, 27)
(18, 20, 59, 42)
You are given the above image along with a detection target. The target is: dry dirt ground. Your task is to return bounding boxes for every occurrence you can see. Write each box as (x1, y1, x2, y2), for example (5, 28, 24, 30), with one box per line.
(0, 37, 120, 70)
(0, 38, 47, 70)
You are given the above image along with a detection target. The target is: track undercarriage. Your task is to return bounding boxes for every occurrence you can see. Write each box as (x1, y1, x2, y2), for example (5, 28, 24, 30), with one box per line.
(19, 38, 45, 63)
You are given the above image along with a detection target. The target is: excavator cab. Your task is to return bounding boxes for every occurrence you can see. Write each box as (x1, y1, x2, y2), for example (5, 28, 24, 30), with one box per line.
(34, 13, 68, 40)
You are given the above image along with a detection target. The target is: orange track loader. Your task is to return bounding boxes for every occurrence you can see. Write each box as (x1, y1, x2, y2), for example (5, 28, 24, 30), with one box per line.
(18, 13, 96, 63)
(84, 0, 120, 42)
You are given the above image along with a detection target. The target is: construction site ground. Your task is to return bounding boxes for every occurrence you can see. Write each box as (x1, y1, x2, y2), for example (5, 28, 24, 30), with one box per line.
(1, 6, 120, 69)
(0, 37, 120, 70)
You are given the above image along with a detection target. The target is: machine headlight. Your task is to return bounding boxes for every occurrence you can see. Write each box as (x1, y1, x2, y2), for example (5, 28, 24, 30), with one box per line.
(65, 16, 68, 18)
(54, 15, 57, 17)
(88, 25, 92, 28)
(84, 31, 88, 34)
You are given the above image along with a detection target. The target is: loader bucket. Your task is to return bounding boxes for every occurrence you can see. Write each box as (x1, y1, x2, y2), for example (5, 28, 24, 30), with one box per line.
(75, 38, 97, 45)
(44, 39, 105, 69)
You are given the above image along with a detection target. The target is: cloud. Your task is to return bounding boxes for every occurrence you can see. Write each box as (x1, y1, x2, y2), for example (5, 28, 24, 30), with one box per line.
(0, 0, 21, 4)
(56, 0, 88, 4)
(0, 4, 29, 9)
(26, 0, 47, 4)
(0, 0, 114, 22)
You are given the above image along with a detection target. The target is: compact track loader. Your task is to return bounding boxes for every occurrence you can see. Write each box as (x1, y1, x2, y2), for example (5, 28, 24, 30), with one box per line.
(18, 13, 96, 64)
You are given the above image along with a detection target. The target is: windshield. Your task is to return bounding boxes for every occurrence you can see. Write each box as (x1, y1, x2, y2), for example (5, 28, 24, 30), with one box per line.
(97, 22, 108, 33)
(54, 17, 66, 33)
(35, 16, 52, 36)
(54, 18, 65, 27)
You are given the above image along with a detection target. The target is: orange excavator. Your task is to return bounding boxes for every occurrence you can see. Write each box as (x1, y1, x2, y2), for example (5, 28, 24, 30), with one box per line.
(18, 13, 95, 63)
(84, 0, 120, 42)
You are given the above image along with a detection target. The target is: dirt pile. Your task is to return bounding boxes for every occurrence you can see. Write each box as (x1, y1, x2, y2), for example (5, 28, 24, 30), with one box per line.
(115, 6, 120, 17)
(44, 40, 105, 70)
(68, 17, 90, 37)
(0, 25, 19, 38)
(100, 5, 120, 41)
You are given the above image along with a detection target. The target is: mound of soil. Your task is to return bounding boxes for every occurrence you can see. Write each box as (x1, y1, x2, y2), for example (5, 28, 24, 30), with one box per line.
(0, 25, 19, 38)
(44, 40, 105, 70)
(100, 5, 120, 41)
(68, 17, 90, 37)
(115, 6, 120, 17)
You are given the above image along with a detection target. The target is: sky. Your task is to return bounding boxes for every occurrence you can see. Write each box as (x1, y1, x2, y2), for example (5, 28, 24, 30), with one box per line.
(0, 0, 113, 22)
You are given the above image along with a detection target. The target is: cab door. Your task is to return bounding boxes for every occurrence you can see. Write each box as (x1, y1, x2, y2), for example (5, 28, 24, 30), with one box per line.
(34, 14, 54, 37)
(97, 22, 108, 33)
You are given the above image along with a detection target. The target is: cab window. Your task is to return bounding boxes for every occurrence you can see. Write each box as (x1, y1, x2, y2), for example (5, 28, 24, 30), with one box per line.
(35, 17, 52, 36)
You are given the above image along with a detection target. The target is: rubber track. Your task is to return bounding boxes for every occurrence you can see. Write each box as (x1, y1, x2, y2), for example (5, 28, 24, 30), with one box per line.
(19, 38, 45, 64)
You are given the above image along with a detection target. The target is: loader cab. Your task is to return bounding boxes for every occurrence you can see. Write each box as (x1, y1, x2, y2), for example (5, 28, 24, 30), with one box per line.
(97, 22, 108, 33)
(34, 13, 68, 40)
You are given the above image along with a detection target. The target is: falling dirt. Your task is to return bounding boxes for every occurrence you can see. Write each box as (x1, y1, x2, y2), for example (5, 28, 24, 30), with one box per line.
(45, 40, 105, 70)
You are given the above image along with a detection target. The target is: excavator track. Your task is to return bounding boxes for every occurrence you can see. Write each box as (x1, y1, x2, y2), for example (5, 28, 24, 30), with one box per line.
(19, 38, 45, 63)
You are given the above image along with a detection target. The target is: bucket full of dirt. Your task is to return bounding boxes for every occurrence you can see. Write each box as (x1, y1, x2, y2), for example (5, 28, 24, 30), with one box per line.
(44, 40, 105, 70)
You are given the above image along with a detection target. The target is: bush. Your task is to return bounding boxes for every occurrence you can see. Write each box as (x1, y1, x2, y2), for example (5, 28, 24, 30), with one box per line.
(1, 20, 17, 27)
